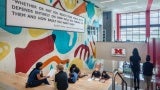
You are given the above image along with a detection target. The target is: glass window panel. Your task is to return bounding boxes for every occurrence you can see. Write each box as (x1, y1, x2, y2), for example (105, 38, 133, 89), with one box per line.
(127, 14, 132, 19)
(121, 20, 127, 26)
(133, 35, 139, 41)
(127, 28, 132, 34)
(140, 35, 145, 38)
(127, 35, 132, 41)
(127, 31, 132, 34)
(127, 20, 132, 25)
(140, 30, 145, 34)
(150, 11, 158, 17)
(121, 14, 126, 19)
(121, 31, 126, 35)
(133, 28, 139, 33)
(139, 38, 146, 42)
(150, 30, 159, 34)
(121, 28, 127, 31)
(150, 34, 158, 38)
(133, 13, 139, 19)
(121, 36, 126, 41)
(140, 27, 146, 31)
(150, 17, 158, 24)
(133, 19, 139, 25)
(127, 28, 132, 31)
(139, 12, 145, 18)
(133, 28, 139, 30)
(133, 30, 139, 34)
(139, 19, 145, 25)
(151, 27, 159, 31)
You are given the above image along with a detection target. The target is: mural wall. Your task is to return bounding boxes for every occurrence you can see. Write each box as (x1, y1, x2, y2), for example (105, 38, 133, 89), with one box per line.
(0, 0, 102, 74)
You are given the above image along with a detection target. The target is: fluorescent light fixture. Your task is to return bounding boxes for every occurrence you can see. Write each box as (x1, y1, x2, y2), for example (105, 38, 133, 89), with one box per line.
(100, 0, 115, 3)
(122, 1, 137, 5)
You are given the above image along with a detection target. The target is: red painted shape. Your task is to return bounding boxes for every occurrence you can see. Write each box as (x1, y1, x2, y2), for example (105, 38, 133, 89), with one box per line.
(15, 35, 55, 73)
(116, 14, 120, 41)
(74, 44, 90, 61)
(52, 0, 65, 11)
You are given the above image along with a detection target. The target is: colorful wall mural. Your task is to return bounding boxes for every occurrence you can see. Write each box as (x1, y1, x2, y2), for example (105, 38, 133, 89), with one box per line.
(0, 0, 102, 74)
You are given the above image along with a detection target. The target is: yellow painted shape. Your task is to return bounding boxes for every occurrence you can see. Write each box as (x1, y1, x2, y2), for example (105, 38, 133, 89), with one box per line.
(35, 0, 46, 3)
(69, 58, 83, 70)
(93, 47, 96, 58)
(0, 42, 10, 60)
(28, 28, 48, 37)
(64, 0, 77, 9)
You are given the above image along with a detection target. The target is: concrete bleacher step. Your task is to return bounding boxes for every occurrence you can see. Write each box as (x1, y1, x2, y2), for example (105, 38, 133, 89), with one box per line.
(0, 71, 113, 90)
(0, 71, 54, 90)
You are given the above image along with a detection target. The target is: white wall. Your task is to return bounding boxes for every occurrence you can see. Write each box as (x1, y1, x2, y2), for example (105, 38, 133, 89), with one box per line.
(96, 42, 147, 72)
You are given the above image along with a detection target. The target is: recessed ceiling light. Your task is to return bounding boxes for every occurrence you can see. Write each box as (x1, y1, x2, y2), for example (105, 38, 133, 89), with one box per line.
(100, 0, 115, 4)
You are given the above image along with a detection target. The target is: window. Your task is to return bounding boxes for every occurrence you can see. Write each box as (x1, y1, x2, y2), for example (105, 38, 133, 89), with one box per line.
(120, 12, 146, 42)
(150, 10, 160, 38)
(87, 25, 99, 41)
(120, 10, 160, 42)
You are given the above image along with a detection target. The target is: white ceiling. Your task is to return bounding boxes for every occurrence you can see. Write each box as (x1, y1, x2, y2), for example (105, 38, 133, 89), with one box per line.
(87, 0, 160, 13)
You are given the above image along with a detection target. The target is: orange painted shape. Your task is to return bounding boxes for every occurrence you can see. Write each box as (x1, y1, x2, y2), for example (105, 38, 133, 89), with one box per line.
(42, 56, 69, 68)
(90, 42, 96, 58)
(72, 2, 86, 15)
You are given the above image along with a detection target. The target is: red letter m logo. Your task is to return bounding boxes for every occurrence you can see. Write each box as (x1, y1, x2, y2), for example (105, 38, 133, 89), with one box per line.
(114, 49, 122, 54)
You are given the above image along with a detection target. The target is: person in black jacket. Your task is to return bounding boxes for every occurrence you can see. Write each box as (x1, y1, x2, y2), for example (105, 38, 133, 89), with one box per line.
(91, 68, 101, 80)
(143, 55, 154, 90)
(99, 71, 110, 83)
(130, 48, 141, 89)
(55, 64, 68, 90)
(26, 62, 50, 88)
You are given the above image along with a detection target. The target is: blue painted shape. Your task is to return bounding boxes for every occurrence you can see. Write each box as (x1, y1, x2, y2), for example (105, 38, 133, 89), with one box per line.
(52, 30, 77, 54)
(0, 0, 22, 34)
(93, 20, 99, 27)
(86, 2, 95, 19)
(86, 56, 95, 69)
(66, 62, 69, 68)
(50, 65, 54, 70)
(50, 0, 54, 3)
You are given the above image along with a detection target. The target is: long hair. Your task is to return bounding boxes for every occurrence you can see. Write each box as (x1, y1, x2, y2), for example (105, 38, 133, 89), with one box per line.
(28, 62, 43, 77)
(70, 64, 76, 72)
(36, 62, 43, 69)
(132, 48, 140, 57)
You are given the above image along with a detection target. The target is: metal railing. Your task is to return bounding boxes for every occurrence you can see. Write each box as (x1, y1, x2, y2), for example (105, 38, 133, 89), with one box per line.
(112, 70, 127, 90)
